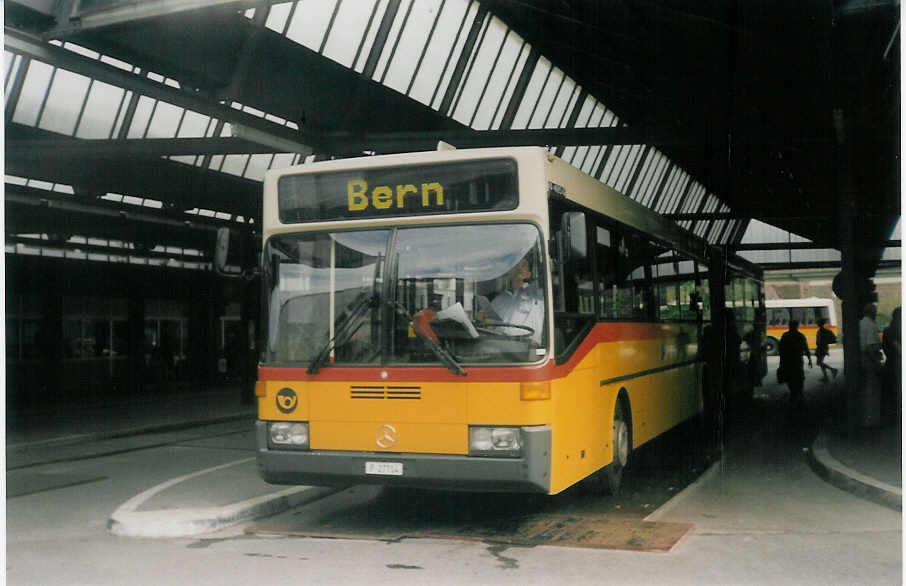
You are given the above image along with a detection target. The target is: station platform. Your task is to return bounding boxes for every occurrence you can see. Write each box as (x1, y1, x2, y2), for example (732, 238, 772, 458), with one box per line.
(6, 371, 902, 539)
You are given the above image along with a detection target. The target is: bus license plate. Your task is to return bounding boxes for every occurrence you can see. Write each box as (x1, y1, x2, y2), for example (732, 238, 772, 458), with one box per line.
(365, 461, 403, 476)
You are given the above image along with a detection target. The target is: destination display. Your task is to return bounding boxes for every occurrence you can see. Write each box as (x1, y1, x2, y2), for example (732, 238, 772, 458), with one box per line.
(278, 158, 518, 223)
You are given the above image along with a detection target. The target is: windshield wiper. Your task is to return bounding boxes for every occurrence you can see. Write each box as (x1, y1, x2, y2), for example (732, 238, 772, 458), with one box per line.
(307, 292, 377, 375)
(308, 252, 384, 375)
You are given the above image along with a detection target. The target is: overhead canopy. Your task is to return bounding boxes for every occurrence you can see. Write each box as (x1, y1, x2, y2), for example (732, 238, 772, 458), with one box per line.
(4, 0, 900, 269)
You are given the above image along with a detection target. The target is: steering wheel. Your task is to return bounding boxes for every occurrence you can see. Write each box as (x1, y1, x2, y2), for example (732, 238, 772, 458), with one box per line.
(475, 321, 535, 339)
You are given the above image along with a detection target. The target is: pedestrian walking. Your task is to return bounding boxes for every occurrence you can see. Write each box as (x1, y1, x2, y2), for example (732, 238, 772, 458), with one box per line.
(815, 318, 838, 381)
(859, 303, 883, 427)
(778, 320, 812, 407)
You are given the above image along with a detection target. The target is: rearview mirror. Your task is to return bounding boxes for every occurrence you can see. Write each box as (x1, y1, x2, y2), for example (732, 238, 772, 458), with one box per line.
(563, 211, 587, 261)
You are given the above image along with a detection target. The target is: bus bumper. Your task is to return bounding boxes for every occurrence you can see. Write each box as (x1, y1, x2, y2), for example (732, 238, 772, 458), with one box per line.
(255, 422, 551, 493)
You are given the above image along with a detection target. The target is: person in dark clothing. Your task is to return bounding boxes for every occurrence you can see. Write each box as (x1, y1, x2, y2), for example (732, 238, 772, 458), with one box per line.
(815, 318, 839, 381)
(778, 320, 811, 405)
(881, 306, 901, 424)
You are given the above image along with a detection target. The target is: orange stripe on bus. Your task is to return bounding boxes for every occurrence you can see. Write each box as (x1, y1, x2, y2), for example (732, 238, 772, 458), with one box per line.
(258, 321, 695, 383)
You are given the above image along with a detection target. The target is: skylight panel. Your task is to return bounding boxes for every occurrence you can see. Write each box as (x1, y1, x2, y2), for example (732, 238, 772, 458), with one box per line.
(176, 110, 212, 138)
(146, 101, 184, 138)
(244, 154, 275, 181)
(323, 0, 386, 69)
(12, 60, 54, 127)
(5, 52, 23, 93)
(637, 151, 667, 206)
(271, 153, 297, 169)
(265, 2, 294, 34)
(61, 42, 100, 60)
(511, 56, 553, 129)
(220, 154, 251, 177)
(285, 0, 335, 52)
(75, 80, 125, 138)
(99, 54, 135, 72)
(27, 179, 54, 191)
(39, 69, 91, 135)
(125, 96, 156, 138)
(469, 26, 524, 130)
(658, 169, 688, 215)
(613, 145, 643, 194)
(449, 16, 511, 127)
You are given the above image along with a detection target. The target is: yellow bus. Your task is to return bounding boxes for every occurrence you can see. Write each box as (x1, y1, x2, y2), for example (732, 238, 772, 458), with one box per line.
(241, 146, 744, 495)
(765, 297, 838, 354)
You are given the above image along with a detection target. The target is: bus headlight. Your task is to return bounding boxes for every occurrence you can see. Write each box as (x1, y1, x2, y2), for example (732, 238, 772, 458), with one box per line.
(268, 422, 309, 450)
(469, 426, 522, 457)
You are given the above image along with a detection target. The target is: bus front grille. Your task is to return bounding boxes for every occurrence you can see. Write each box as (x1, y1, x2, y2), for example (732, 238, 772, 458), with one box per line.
(350, 386, 422, 400)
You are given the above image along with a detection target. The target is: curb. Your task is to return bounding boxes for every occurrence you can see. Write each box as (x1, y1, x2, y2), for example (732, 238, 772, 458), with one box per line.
(644, 458, 722, 523)
(108, 457, 339, 538)
(807, 432, 901, 512)
(7, 411, 256, 452)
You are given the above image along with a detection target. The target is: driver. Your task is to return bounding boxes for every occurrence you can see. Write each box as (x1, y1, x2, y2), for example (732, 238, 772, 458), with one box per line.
(489, 257, 544, 344)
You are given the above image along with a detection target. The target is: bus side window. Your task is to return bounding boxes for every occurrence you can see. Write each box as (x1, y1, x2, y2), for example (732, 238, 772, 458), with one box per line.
(596, 225, 617, 318)
(549, 203, 595, 358)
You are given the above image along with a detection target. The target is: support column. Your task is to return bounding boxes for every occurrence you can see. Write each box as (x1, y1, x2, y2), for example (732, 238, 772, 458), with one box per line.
(832, 107, 866, 434)
(705, 245, 729, 448)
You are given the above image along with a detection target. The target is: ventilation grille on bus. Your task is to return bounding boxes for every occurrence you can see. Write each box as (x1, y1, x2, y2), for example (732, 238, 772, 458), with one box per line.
(350, 386, 422, 400)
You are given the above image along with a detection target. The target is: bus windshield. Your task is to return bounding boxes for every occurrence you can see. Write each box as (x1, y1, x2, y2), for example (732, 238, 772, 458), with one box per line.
(263, 224, 548, 368)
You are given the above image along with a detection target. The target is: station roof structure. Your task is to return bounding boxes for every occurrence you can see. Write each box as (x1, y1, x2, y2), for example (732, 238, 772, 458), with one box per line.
(4, 0, 900, 272)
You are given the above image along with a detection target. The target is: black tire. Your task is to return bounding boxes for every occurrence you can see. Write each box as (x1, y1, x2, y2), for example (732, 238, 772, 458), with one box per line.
(764, 337, 779, 356)
(605, 399, 631, 495)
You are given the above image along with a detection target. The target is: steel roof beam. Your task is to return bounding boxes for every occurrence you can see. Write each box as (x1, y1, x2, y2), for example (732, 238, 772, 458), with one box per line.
(5, 185, 240, 232)
(4, 27, 315, 155)
(52, 0, 270, 35)
(315, 126, 710, 153)
(7, 235, 211, 264)
(7, 136, 284, 158)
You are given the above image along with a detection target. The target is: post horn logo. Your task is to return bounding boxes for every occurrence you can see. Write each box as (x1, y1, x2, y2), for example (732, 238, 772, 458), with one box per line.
(275, 388, 298, 414)
(375, 424, 398, 449)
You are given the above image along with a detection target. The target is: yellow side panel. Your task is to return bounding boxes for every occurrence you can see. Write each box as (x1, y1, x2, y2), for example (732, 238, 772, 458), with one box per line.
(546, 330, 702, 495)
(311, 421, 466, 454)
(548, 359, 609, 494)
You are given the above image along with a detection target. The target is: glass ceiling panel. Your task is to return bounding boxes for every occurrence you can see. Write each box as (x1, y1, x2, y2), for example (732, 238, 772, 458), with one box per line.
(11, 59, 54, 126)
(39, 69, 91, 134)
(468, 22, 526, 129)
(659, 170, 689, 215)
(373, 0, 414, 82)
(321, 0, 380, 69)
(407, 0, 471, 106)
(381, 0, 442, 93)
(284, 0, 335, 52)
(637, 151, 668, 207)
(75, 80, 126, 139)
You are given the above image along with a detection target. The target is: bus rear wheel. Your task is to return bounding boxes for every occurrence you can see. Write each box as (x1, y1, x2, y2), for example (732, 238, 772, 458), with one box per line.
(764, 337, 779, 356)
(606, 399, 631, 495)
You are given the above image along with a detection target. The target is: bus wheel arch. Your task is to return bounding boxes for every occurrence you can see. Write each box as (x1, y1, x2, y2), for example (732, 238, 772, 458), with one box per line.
(764, 336, 779, 356)
(606, 390, 632, 495)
